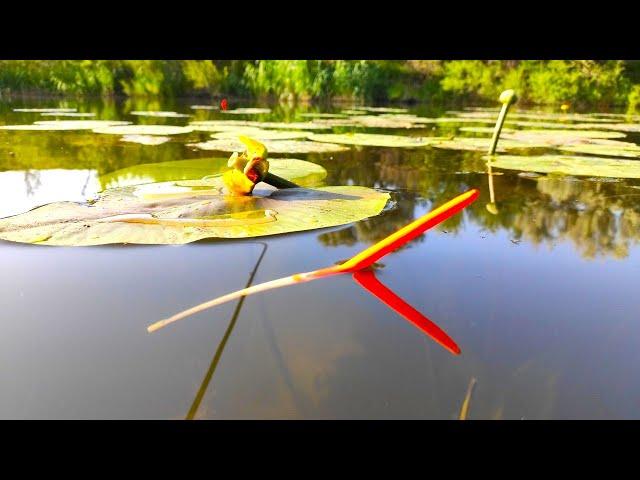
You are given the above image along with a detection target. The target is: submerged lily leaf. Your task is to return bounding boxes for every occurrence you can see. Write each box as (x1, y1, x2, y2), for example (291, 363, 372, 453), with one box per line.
(130, 111, 191, 118)
(0, 185, 389, 246)
(210, 129, 309, 141)
(189, 138, 349, 154)
(100, 158, 327, 190)
(488, 154, 640, 178)
(308, 133, 448, 148)
(92, 125, 193, 136)
(0, 120, 130, 130)
(120, 134, 171, 146)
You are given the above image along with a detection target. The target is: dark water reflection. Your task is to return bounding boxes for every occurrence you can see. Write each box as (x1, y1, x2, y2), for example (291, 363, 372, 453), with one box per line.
(1, 97, 639, 419)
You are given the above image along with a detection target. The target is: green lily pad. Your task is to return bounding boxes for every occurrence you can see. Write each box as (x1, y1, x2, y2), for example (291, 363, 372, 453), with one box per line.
(39, 112, 96, 117)
(189, 138, 349, 154)
(190, 105, 219, 110)
(351, 115, 423, 129)
(130, 111, 191, 118)
(500, 130, 628, 147)
(299, 113, 347, 119)
(557, 143, 640, 158)
(100, 158, 327, 190)
(340, 109, 369, 115)
(190, 120, 331, 131)
(353, 107, 409, 113)
(93, 125, 193, 136)
(488, 154, 640, 178)
(308, 133, 448, 148)
(459, 127, 516, 134)
(0, 184, 388, 246)
(221, 108, 271, 115)
(432, 137, 545, 152)
(210, 129, 309, 141)
(0, 120, 130, 131)
(13, 108, 77, 113)
(120, 135, 172, 146)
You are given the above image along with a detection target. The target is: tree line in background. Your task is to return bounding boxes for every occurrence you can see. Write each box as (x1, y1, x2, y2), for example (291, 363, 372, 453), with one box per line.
(1, 60, 639, 110)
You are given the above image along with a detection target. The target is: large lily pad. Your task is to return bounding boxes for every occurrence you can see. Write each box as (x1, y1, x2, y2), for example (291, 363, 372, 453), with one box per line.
(0, 120, 130, 131)
(0, 184, 389, 246)
(130, 111, 191, 118)
(210, 129, 309, 141)
(92, 125, 193, 136)
(100, 158, 327, 190)
(189, 138, 349, 153)
(488, 154, 640, 178)
(308, 133, 448, 148)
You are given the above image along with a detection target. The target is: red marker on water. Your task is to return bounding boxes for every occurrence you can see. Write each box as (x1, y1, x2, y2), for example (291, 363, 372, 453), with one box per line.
(220, 98, 228, 111)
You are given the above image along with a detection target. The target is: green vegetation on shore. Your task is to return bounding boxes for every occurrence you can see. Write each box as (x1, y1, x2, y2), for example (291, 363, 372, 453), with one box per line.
(1, 60, 639, 110)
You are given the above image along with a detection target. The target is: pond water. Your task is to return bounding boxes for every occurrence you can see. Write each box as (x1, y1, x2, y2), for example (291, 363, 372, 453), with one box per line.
(1, 97, 640, 419)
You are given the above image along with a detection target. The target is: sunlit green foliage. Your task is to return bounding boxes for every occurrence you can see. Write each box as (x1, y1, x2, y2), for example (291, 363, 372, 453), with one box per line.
(1, 60, 639, 107)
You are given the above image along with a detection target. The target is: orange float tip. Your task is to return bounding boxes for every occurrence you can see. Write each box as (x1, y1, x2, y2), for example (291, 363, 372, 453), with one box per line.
(339, 189, 480, 272)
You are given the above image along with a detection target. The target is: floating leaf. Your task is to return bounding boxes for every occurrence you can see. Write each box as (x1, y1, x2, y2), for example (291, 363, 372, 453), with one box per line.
(12, 108, 77, 113)
(308, 133, 448, 148)
(0, 120, 130, 131)
(210, 129, 309, 140)
(120, 135, 171, 146)
(190, 105, 219, 110)
(221, 108, 271, 115)
(190, 120, 331, 131)
(488, 154, 640, 178)
(0, 185, 389, 246)
(299, 113, 347, 119)
(39, 112, 96, 117)
(502, 129, 626, 144)
(99, 158, 327, 190)
(351, 115, 424, 129)
(353, 107, 409, 113)
(92, 125, 193, 136)
(130, 111, 191, 118)
(432, 137, 545, 152)
(459, 127, 517, 134)
(189, 138, 349, 154)
(556, 143, 640, 158)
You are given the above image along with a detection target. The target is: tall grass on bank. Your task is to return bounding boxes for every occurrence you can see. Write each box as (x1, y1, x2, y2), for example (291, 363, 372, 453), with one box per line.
(1, 60, 639, 109)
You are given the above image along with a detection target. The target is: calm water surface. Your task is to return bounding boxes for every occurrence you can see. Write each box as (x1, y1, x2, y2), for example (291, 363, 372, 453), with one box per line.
(1, 97, 639, 419)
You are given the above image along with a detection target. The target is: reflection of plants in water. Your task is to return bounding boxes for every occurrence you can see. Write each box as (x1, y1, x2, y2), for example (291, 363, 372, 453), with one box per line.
(315, 145, 640, 259)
